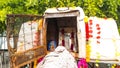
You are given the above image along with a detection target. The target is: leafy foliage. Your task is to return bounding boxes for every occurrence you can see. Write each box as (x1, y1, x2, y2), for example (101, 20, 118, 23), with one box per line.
(0, 0, 120, 33)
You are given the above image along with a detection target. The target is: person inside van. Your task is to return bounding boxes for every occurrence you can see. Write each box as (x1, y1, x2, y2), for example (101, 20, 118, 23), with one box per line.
(48, 40, 57, 52)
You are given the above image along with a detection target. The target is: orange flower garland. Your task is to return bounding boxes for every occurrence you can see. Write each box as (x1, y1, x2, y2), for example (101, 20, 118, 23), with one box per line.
(84, 16, 91, 62)
(95, 23, 101, 67)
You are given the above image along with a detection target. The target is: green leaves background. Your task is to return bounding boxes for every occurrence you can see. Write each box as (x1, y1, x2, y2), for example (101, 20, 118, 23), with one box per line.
(0, 0, 120, 33)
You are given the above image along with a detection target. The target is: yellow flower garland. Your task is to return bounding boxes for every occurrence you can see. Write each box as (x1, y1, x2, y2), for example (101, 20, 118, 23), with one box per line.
(86, 41, 91, 62)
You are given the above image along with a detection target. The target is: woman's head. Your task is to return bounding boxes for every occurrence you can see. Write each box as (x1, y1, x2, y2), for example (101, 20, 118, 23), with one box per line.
(48, 41, 56, 51)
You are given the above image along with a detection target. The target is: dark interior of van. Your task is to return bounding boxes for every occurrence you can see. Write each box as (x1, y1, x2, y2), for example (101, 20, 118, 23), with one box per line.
(46, 16, 78, 52)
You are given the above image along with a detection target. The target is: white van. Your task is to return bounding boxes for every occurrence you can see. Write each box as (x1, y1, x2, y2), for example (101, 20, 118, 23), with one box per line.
(43, 7, 120, 62)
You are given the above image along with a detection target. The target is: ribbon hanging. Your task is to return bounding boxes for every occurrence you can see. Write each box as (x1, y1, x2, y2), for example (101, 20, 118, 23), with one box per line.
(61, 29, 65, 46)
(70, 31, 74, 51)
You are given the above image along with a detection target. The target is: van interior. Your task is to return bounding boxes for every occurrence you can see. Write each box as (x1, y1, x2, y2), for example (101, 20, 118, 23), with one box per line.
(46, 16, 78, 52)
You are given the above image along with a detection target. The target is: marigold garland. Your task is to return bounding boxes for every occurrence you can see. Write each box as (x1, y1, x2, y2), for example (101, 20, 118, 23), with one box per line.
(95, 23, 101, 67)
(112, 64, 116, 68)
(86, 41, 91, 62)
(84, 17, 91, 62)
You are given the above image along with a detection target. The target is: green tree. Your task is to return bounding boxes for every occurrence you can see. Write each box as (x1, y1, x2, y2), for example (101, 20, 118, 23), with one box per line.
(81, 0, 120, 33)
(0, 0, 120, 33)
